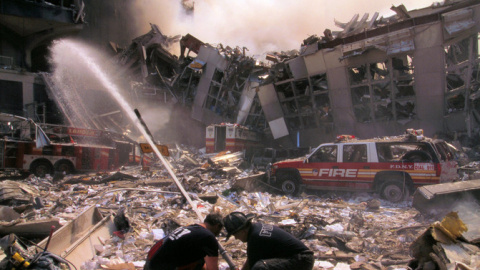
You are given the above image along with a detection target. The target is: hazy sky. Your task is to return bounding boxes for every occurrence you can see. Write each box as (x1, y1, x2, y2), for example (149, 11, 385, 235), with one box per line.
(133, 0, 439, 55)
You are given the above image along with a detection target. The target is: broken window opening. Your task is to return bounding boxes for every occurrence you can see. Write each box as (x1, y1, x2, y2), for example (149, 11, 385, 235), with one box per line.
(282, 100, 298, 115)
(310, 73, 328, 93)
(209, 84, 221, 99)
(394, 79, 415, 98)
(297, 96, 313, 115)
(370, 61, 389, 81)
(0, 80, 23, 116)
(350, 53, 416, 123)
(372, 82, 391, 100)
(446, 94, 466, 114)
(212, 69, 224, 83)
(392, 55, 414, 77)
(302, 115, 316, 128)
(395, 101, 415, 120)
(244, 96, 267, 131)
(315, 94, 332, 123)
(205, 95, 217, 111)
(285, 116, 302, 130)
(445, 37, 471, 66)
(293, 79, 310, 96)
(276, 82, 295, 100)
(373, 101, 393, 121)
(349, 64, 368, 85)
(354, 105, 373, 123)
(351, 86, 371, 105)
(175, 68, 201, 105)
(444, 34, 479, 116)
(446, 66, 467, 92)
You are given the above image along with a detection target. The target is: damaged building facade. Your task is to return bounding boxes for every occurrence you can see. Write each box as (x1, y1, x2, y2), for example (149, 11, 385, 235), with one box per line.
(255, 0, 480, 147)
(2, 0, 480, 150)
(123, 0, 480, 149)
(0, 0, 85, 123)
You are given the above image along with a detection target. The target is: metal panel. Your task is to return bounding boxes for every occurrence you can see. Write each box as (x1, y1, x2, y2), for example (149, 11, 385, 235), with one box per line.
(257, 84, 284, 121)
(286, 57, 308, 79)
(443, 8, 475, 35)
(304, 51, 326, 75)
(191, 46, 228, 122)
(268, 117, 289, 139)
(236, 81, 258, 124)
(38, 206, 115, 270)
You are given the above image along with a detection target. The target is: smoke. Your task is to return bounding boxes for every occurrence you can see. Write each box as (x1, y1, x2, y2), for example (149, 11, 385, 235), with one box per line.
(129, 0, 436, 56)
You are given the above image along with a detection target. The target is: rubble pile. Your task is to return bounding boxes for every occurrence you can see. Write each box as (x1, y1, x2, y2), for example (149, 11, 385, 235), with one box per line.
(0, 148, 479, 270)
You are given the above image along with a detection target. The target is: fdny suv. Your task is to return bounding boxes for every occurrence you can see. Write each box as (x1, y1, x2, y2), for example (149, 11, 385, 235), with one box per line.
(268, 129, 459, 202)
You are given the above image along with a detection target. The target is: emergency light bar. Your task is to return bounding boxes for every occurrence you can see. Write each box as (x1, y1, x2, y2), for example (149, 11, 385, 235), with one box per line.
(336, 134, 356, 142)
(405, 128, 424, 141)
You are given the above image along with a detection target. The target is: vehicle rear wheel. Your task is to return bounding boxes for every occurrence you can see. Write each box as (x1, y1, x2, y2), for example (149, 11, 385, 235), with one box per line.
(55, 160, 74, 175)
(277, 173, 300, 196)
(381, 181, 408, 203)
(31, 161, 53, 177)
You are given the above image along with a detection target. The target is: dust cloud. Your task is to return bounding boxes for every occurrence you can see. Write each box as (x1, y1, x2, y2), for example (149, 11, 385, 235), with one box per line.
(130, 0, 437, 55)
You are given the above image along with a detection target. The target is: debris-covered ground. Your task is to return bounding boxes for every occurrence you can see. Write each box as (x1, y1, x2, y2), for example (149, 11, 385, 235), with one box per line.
(1, 147, 480, 270)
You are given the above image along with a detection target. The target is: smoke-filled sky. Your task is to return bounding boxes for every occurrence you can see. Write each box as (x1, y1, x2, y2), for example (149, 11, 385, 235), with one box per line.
(130, 0, 439, 56)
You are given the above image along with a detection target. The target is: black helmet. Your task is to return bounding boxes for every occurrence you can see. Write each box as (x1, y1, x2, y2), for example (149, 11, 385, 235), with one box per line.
(223, 212, 255, 240)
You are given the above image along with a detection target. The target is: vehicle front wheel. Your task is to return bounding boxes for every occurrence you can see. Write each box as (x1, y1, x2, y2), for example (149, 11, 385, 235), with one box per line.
(31, 161, 53, 177)
(277, 173, 300, 196)
(381, 181, 408, 203)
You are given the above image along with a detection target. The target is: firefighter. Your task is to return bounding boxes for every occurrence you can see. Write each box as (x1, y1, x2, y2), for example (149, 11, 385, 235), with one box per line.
(223, 212, 314, 270)
(144, 212, 224, 270)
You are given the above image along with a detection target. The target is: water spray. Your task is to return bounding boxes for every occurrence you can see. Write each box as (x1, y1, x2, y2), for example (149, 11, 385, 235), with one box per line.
(58, 40, 236, 269)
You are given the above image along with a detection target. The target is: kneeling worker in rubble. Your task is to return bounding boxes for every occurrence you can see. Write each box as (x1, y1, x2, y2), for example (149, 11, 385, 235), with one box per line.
(144, 212, 224, 270)
(224, 212, 314, 270)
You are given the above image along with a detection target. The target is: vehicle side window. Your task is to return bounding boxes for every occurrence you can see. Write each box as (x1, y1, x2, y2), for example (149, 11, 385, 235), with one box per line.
(343, 144, 367, 162)
(310, 145, 337, 162)
(435, 142, 454, 161)
(376, 144, 393, 162)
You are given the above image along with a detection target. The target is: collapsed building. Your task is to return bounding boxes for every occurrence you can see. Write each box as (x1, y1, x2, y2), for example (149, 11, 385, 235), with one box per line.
(2, 0, 480, 150)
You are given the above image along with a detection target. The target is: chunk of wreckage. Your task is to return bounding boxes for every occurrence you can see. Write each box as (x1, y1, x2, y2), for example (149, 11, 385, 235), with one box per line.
(0, 180, 62, 239)
(409, 211, 480, 269)
(412, 179, 480, 217)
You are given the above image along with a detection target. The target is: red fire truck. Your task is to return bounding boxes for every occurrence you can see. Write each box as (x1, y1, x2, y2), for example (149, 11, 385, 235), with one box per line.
(0, 113, 142, 177)
(205, 123, 262, 154)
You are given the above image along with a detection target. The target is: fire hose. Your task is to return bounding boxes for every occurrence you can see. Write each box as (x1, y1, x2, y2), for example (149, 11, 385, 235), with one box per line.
(134, 109, 237, 270)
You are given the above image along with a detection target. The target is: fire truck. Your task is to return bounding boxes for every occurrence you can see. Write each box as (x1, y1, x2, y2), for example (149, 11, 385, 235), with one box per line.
(0, 113, 142, 177)
(205, 123, 262, 154)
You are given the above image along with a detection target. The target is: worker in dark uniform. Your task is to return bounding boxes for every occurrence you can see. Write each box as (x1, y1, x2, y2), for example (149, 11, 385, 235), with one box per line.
(144, 212, 224, 270)
(223, 212, 314, 270)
